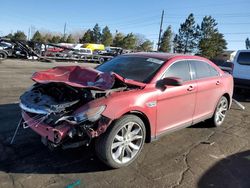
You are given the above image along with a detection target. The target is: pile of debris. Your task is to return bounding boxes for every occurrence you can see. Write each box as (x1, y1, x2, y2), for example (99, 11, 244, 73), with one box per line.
(0, 38, 39, 60)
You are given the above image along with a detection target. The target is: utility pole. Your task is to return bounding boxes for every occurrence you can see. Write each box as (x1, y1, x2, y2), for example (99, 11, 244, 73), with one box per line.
(27, 27, 30, 40)
(157, 10, 164, 51)
(63, 22, 67, 38)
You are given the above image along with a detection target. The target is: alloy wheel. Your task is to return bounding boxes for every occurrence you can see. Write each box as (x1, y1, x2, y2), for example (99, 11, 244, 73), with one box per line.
(111, 122, 144, 164)
(215, 97, 228, 125)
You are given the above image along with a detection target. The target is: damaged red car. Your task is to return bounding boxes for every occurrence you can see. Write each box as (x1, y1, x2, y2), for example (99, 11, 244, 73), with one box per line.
(19, 53, 233, 168)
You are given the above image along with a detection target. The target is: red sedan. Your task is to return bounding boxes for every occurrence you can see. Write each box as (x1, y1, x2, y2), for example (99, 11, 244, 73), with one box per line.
(19, 53, 233, 168)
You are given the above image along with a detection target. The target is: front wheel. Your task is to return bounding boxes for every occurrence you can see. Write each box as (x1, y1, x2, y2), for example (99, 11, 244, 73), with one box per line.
(210, 96, 228, 127)
(95, 115, 146, 168)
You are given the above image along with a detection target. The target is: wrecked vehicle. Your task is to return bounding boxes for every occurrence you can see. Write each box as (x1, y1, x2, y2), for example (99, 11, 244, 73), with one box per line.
(19, 53, 234, 168)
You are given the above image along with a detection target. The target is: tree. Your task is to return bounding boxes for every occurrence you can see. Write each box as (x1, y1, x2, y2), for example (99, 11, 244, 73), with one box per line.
(122, 33, 136, 49)
(5, 33, 13, 39)
(79, 29, 94, 43)
(173, 35, 178, 53)
(199, 16, 218, 39)
(198, 16, 227, 59)
(246, 37, 250, 49)
(112, 32, 125, 47)
(12, 31, 27, 41)
(70, 30, 84, 43)
(66, 34, 75, 43)
(31, 31, 44, 43)
(134, 34, 146, 47)
(137, 40, 153, 51)
(134, 34, 153, 51)
(173, 14, 199, 54)
(101, 26, 113, 46)
(49, 35, 61, 43)
(92, 24, 101, 43)
(59, 35, 66, 43)
(42, 33, 53, 43)
(199, 32, 227, 59)
(159, 26, 172, 52)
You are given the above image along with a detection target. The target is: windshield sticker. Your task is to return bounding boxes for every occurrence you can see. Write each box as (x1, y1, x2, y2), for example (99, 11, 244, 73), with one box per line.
(146, 58, 164, 64)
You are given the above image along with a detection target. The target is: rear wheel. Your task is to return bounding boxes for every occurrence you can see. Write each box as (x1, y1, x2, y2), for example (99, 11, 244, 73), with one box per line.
(210, 96, 228, 127)
(95, 115, 145, 168)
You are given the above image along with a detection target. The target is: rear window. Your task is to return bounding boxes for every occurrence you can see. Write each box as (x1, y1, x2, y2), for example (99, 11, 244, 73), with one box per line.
(192, 61, 219, 79)
(237, 52, 250, 65)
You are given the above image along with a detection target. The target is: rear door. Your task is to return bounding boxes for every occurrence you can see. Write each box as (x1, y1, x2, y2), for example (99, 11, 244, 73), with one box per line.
(190, 60, 222, 123)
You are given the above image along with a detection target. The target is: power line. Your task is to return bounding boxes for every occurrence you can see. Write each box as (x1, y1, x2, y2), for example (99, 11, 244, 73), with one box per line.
(224, 32, 250, 35)
(114, 23, 159, 30)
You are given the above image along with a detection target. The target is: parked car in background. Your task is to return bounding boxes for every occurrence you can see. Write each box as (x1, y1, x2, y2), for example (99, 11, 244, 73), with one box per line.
(231, 50, 250, 89)
(73, 48, 92, 55)
(82, 43, 105, 53)
(214, 50, 250, 90)
(19, 53, 233, 168)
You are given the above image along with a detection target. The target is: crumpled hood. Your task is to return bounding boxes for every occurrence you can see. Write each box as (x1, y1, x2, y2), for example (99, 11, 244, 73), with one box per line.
(32, 66, 115, 90)
(32, 66, 146, 90)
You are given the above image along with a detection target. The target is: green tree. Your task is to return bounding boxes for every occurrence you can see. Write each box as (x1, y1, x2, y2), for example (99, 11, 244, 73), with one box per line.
(48, 35, 61, 43)
(199, 16, 218, 39)
(31, 31, 44, 43)
(12, 31, 27, 41)
(101, 26, 113, 46)
(198, 16, 227, 59)
(59, 35, 66, 43)
(199, 33, 227, 59)
(123, 33, 136, 49)
(92, 23, 101, 43)
(66, 34, 75, 43)
(42, 33, 53, 43)
(5, 33, 13, 39)
(137, 40, 153, 51)
(79, 29, 94, 43)
(159, 25, 172, 52)
(112, 32, 125, 47)
(173, 35, 178, 53)
(173, 14, 199, 54)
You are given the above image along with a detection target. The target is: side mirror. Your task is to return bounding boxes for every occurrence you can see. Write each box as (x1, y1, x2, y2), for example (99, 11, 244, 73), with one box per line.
(156, 77, 183, 90)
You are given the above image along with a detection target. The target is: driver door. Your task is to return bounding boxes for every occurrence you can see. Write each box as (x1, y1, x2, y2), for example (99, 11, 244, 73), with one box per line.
(156, 60, 197, 135)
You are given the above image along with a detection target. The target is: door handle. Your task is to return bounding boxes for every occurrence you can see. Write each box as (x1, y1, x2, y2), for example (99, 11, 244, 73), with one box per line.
(187, 85, 194, 91)
(216, 81, 220, 85)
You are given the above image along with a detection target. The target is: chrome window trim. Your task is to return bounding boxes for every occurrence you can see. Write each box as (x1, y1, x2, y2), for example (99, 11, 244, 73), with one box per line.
(160, 59, 220, 81)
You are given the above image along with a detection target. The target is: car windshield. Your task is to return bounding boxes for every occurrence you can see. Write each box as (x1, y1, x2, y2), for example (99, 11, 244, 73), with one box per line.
(96, 56, 165, 83)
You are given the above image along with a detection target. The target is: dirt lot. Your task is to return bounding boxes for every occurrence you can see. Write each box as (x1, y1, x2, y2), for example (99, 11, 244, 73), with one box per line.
(0, 59, 250, 188)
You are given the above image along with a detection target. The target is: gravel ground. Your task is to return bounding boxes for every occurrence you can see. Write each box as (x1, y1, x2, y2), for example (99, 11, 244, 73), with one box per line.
(0, 59, 250, 188)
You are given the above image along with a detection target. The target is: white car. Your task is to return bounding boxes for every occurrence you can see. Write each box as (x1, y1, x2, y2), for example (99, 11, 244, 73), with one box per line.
(231, 50, 250, 89)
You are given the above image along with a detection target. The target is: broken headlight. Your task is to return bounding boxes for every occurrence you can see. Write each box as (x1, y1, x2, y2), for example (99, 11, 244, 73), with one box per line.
(55, 105, 106, 124)
(74, 105, 106, 122)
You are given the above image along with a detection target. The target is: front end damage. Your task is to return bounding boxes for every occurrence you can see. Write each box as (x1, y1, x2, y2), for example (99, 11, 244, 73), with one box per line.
(18, 66, 137, 149)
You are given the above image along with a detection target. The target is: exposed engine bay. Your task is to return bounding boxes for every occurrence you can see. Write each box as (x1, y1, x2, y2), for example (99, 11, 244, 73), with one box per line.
(18, 66, 138, 149)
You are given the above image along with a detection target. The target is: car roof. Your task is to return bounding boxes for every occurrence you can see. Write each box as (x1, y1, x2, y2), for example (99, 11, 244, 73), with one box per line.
(123, 52, 203, 61)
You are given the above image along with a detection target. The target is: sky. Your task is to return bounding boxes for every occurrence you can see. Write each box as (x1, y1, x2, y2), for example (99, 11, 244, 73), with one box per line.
(1, 0, 250, 50)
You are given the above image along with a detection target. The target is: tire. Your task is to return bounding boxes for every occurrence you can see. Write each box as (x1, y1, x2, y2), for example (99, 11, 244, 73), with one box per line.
(0, 51, 7, 60)
(95, 115, 146, 168)
(99, 57, 105, 64)
(209, 96, 228, 127)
